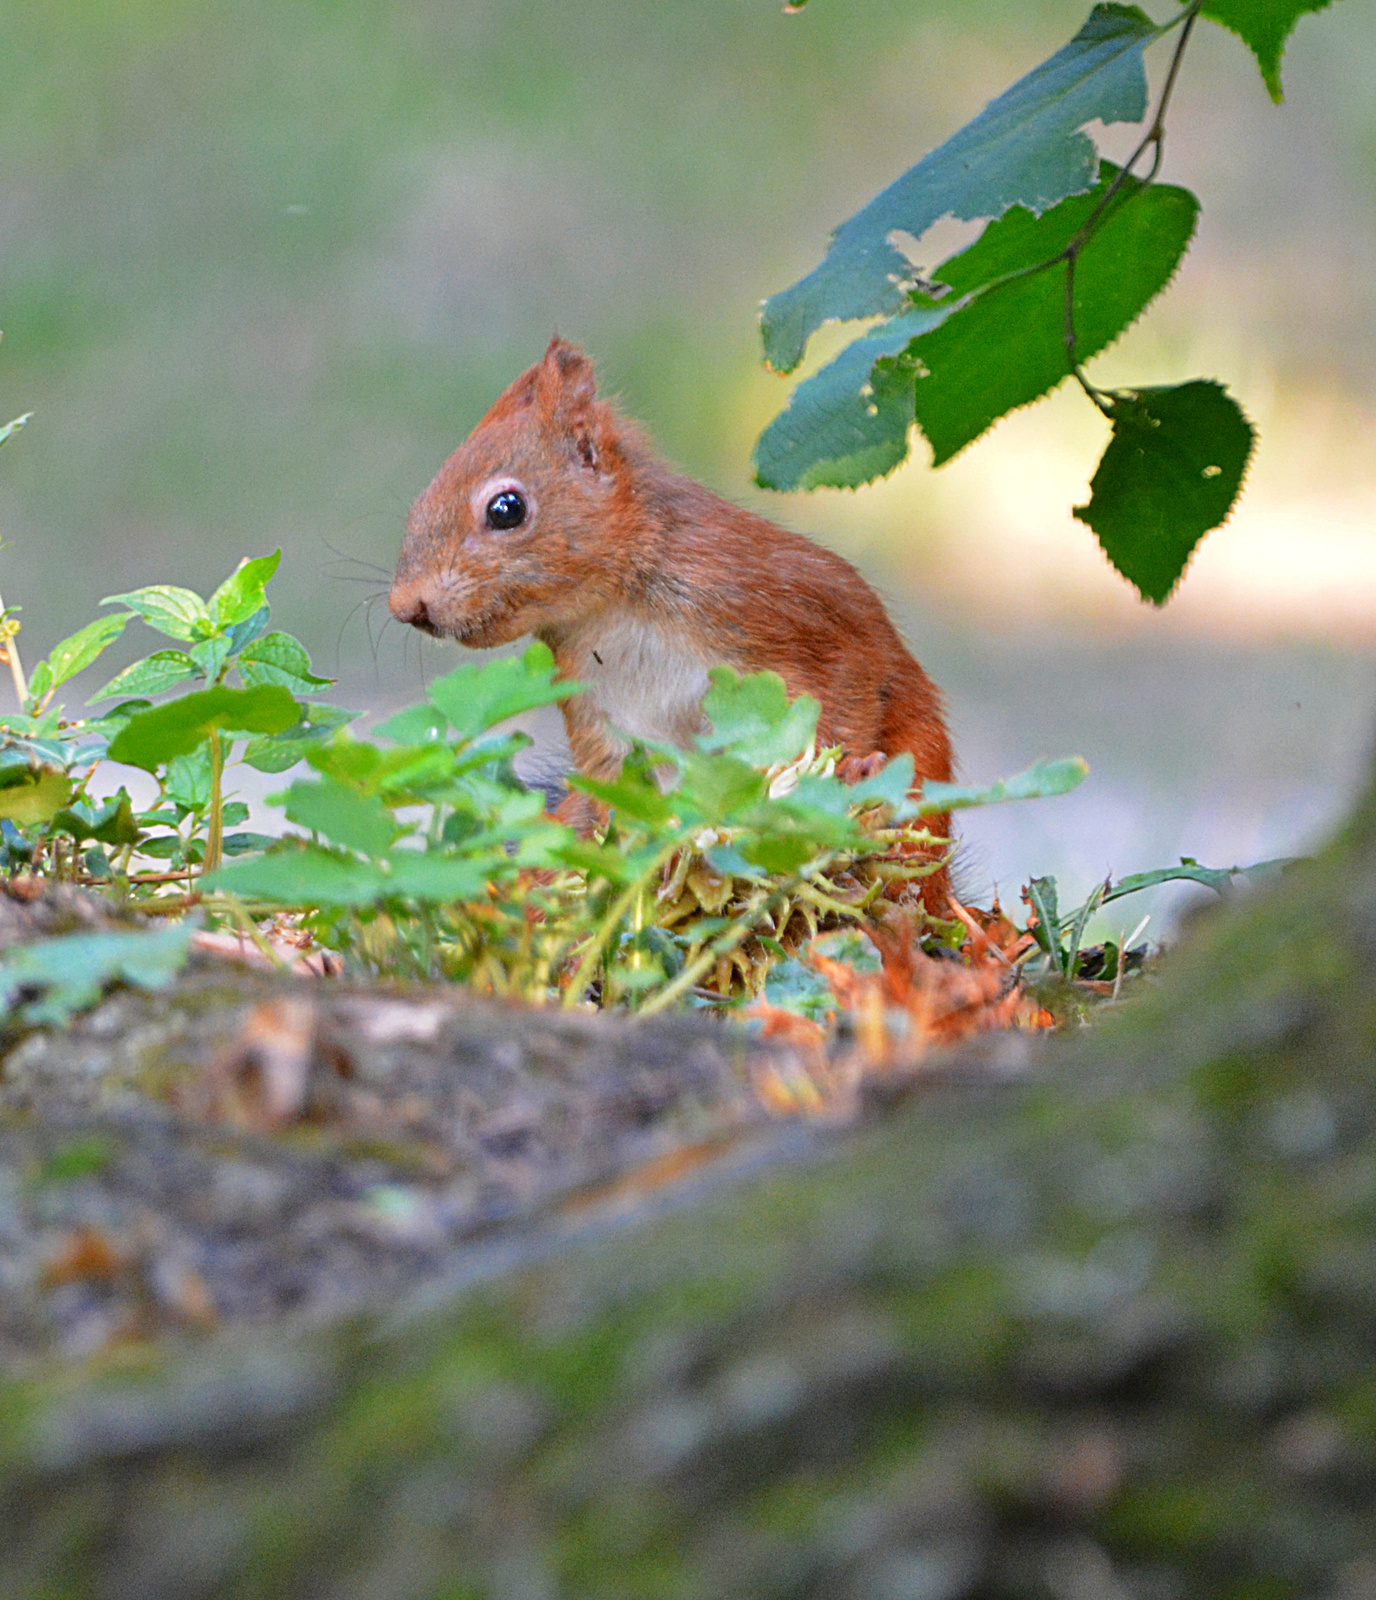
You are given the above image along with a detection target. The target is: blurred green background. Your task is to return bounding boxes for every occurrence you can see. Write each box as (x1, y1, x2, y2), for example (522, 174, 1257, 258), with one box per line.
(1, 0, 1373, 919)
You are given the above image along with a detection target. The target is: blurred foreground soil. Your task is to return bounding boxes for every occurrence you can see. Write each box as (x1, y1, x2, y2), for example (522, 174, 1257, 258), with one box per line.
(4, 785, 1376, 1596)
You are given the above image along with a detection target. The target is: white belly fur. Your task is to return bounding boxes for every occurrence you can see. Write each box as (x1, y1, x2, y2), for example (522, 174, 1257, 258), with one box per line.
(573, 612, 713, 753)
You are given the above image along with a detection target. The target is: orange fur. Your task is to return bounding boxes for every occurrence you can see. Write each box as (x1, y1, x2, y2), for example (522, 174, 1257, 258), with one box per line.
(390, 338, 954, 909)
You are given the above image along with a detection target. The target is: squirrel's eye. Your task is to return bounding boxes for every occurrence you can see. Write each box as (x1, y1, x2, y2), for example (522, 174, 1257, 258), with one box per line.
(485, 489, 527, 531)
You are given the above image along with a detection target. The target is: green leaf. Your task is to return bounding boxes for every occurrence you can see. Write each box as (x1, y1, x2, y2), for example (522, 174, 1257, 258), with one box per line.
(760, 3, 1163, 371)
(372, 703, 447, 745)
(383, 851, 501, 902)
(238, 631, 333, 693)
(763, 957, 836, 1022)
(0, 412, 31, 449)
(753, 306, 950, 491)
(1196, 0, 1334, 101)
(105, 684, 300, 771)
(223, 831, 277, 854)
(573, 766, 678, 827)
(793, 753, 916, 820)
(240, 704, 360, 773)
(699, 669, 820, 767)
(0, 768, 73, 826)
(282, 775, 401, 858)
(165, 746, 213, 812)
(676, 751, 769, 825)
(30, 614, 132, 698)
(209, 551, 281, 628)
(89, 651, 201, 703)
(1074, 380, 1255, 603)
(1025, 875, 1064, 962)
(426, 640, 581, 742)
(918, 756, 1089, 815)
(206, 843, 386, 906)
(907, 170, 1199, 465)
(0, 924, 193, 1028)
(225, 605, 272, 654)
(101, 584, 212, 643)
(1102, 855, 1292, 903)
(190, 636, 232, 686)
(52, 791, 141, 846)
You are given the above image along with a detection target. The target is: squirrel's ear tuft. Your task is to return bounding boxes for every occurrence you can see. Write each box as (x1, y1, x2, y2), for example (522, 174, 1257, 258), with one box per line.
(537, 337, 605, 471)
(539, 337, 597, 409)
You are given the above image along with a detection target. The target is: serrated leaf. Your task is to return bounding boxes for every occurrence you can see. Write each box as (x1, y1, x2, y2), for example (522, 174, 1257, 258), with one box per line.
(426, 640, 581, 742)
(1196, 0, 1334, 101)
(101, 584, 212, 643)
(206, 843, 385, 906)
(919, 756, 1089, 816)
(907, 169, 1198, 464)
(1074, 380, 1255, 603)
(209, 551, 281, 627)
(761, 3, 1163, 371)
(238, 631, 333, 693)
(699, 669, 820, 767)
(282, 775, 401, 858)
(753, 306, 950, 491)
(105, 684, 300, 771)
(89, 652, 200, 703)
(0, 768, 73, 826)
(30, 614, 132, 698)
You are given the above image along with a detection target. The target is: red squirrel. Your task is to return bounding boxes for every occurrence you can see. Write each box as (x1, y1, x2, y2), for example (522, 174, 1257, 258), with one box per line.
(389, 337, 954, 908)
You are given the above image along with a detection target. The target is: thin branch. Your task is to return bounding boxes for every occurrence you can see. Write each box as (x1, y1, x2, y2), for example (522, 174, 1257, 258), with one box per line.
(1062, 0, 1202, 387)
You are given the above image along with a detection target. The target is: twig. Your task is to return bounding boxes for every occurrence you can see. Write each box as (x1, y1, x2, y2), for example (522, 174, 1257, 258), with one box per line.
(1063, 0, 1202, 393)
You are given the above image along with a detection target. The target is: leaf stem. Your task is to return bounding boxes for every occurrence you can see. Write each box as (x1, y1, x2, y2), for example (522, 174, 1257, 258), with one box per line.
(1062, 0, 1202, 389)
(560, 836, 684, 1008)
(204, 728, 225, 875)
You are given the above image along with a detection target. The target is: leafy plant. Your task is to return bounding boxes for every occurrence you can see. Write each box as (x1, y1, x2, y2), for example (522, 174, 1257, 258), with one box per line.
(757, 0, 1338, 602)
(0, 551, 349, 881)
(1023, 854, 1291, 983)
(205, 641, 1089, 1010)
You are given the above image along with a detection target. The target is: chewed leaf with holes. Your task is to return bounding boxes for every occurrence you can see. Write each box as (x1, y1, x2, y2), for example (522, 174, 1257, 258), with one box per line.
(1195, 0, 1336, 101)
(760, 4, 1163, 372)
(908, 169, 1198, 465)
(752, 306, 950, 491)
(1074, 381, 1255, 603)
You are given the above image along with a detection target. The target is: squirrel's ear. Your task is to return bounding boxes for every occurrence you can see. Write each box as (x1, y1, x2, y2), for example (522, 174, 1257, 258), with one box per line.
(537, 337, 604, 471)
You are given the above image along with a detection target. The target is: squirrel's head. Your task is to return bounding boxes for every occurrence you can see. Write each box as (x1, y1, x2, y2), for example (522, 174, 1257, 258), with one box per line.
(390, 337, 636, 649)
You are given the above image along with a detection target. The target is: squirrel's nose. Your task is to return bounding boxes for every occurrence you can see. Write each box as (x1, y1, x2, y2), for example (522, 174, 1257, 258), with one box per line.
(389, 583, 438, 634)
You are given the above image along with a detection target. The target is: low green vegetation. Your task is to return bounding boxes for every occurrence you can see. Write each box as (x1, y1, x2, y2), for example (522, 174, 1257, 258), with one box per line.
(0, 547, 1283, 1026)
